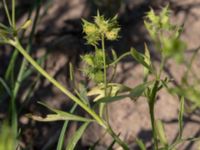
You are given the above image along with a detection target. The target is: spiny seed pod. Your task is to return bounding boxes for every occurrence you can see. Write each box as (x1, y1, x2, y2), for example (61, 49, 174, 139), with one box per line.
(82, 20, 98, 35)
(105, 28, 120, 40)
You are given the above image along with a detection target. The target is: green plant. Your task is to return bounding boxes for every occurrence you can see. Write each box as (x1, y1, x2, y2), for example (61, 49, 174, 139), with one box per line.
(0, 0, 42, 149)
(0, 121, 16, 150)
(0, 1, 199, 150)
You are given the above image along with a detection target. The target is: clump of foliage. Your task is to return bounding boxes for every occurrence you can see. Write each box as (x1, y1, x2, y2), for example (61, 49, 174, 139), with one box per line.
(0, 122, 16, 150)
(0, 1, 199, 149)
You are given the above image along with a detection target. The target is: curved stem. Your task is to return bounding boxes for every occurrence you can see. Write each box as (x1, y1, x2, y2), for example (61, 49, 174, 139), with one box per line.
(107, 126, 129, 150)
(108, 51, 131, 67)
(148, 80, 159, 150)
(10, 38, 106, 129)
(8, 37, 129, 150)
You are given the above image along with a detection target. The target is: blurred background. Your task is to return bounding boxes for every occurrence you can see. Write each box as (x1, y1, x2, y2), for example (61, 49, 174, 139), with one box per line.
(0, 0, 200, 149)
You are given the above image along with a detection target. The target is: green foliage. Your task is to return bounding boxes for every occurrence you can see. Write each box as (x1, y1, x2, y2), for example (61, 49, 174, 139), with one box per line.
(0, 2, 199, 150)
(82, 12, 120, 46)
(155, 120, 168, 147)
(144, 5, 186, 62)
(0, 122, 16, 150)
(81, 49, 105, 83)
(56, 104, 77, 150)
(135, 138, 146, 150)
(27, 102, 94, 122)
(66, 122, 89, 150)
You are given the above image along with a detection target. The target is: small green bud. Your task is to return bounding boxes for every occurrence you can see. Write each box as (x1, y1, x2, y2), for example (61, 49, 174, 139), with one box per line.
(105, 28, 119, 40)
(83, 22, 98, 35)
(21, 19, 32, 29)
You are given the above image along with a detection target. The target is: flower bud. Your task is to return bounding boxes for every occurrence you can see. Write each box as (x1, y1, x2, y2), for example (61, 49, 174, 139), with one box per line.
(105, 28, 119, 41)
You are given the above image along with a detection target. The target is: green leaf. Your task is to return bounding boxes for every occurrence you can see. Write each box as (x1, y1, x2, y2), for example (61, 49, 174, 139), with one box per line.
(0, 77, 11, 96)
(66, 122, 89, 150)
(129, 84, 145, 98)
(130, 48, 152, 72)
(107, 138, 117, 150)
(56, 104, 77, 150)
(97, 94, 129, 103)
(97, 81, 153, 103)
(129, 81, 153, 99)
(172, 87, 200, 107)
(69, 62, 74, 81)
(27, 102, 94, 122)
(76, 83, 90, 106)
(144, 43, 151, 77)
(135, 138, 146, 150)
(155, 120, 168, 146)
(111, 49, 118, 61)
(20, 19, 32, 30)
(87, 83, 131, 101)
(27, 113, 92, 122)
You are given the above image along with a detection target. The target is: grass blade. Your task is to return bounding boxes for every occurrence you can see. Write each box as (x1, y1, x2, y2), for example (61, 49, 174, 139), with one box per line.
(65, 122, 89, 150)
(135, 138, 146, 150)
(155, 120, 168, 146)
(56, 104, 77, 150)
(28, 102, 94, 122)
(0, 77, 11, 96)
(97, 95, 129, 103)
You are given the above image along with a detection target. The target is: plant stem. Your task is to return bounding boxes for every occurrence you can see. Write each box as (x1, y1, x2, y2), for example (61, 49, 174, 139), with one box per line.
(102, 34, 107, 96)
(10, 1, 41, 137)
(108, 51, 131, 66)
(10, 38, 106, 129)
(107, 126, 129, 150)
(2, 0, 12, 26)
(12, 0, 16, 28)
(148, 80, 159, 150)
(99, 34, 108, 118)
(11, 37, 129, 150)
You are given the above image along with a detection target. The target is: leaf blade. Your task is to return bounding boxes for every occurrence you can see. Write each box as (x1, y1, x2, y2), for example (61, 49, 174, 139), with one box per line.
(66, 122, 89, 150)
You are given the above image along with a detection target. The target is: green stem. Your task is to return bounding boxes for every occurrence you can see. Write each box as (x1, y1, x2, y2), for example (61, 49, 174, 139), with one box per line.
(99, 34, 108, 118)
(107, 127, 129, 150)
(2, 0, 12, 26)
(102, 34, 107, 96)
(10, 38, 106, 129)
(149, 80, 159, 150)
(108, 51, 131, 67)
(12, 0, 16, 28)
(10, 1, 41, 137)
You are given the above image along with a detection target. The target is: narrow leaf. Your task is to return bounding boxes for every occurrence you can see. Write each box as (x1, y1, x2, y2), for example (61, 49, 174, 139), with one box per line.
(144, 43, 151, 77)
(56, 104, 77, 150)
(97, 95, 129, 103)
(156, 120, 168, 146)
(27, 113, 92, 122)
(69, 62, 74, 81)
(76, 83, 90, 106)
(0, 77, 11, 96)
(66, 122, 89, 150)
(135, 138, 146, 150)
(129, 83, 146, 98)
(107, 138, 117, 150)
(28, 102, 94, 122)
(130, 48, 152, 72)
(111, 49, 118, 60)
(20, 19, 32, 29)
(129, 81, 153, 99)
